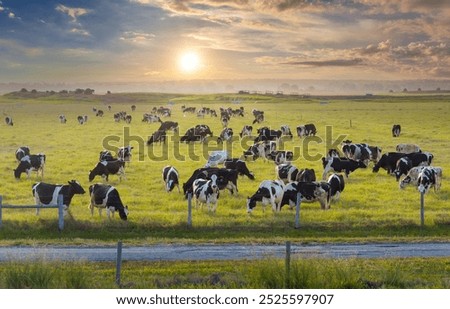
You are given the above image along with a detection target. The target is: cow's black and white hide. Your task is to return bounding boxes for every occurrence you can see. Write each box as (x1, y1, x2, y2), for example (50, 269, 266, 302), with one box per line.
(147, 130, 166, 145)
(180, 124, 213, 143)
(396, 143, 421, 154)
(276, 163, 299, 184)
(124, 114, 132, 124)
(89, 184, 128, 220)
(327, 174, 345, 201)
(89, 160, 126, 182)
(392, 124, 401, 137)
(77, 115, 85, 125)
(183, 167, 238, 197)
(217, 127, 233, 143)
(192, 174, 220, 212)
(322, 157, 366, 180)
(246, 180, 285, 213)
(296, 124, 317, 137)
(342, 142, 382, 165)
(280, 181, 330, 210)
(417, 167, 441, 194)
(400, 166, 442, 190)
(254, 127, 282, 143)
(96, 110, 104, 117)
(118, 146, 133, 163)
(267, 150, 294, 165)
(205, 150, 229, 168)
(280, 125, 293, 139)
(394, 157, 413, 181)
(14, 154, 46, 179)
(59, 114, 67, 123)
(224, 158, 255, 180)
(372, 152, 407, 174)
(5, 116, 14, 126)
(182, 106, 196, 115)
(162, 165, 180, 193)
(297, 168, 316, 182)
(32, 180, 85, 216)
(158, 121, 179, 132)
(326, 149, 341, 158)
(15, 146, 30, 162)
(239, 125, 253, 138)
(99, 150, 115, 161)
(252, 109, 264, 124)
(142, 113, 161, 123)
(243, 141, 276, 161)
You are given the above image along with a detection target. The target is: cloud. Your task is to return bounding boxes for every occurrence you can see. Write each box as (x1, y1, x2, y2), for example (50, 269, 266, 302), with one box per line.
(282, 58, 365, 67)
(120, 31, 156, 44)
(55, 4, 91, 22)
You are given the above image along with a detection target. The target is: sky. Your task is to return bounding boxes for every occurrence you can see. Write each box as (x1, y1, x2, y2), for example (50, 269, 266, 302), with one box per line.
(1, 0, 450, 92)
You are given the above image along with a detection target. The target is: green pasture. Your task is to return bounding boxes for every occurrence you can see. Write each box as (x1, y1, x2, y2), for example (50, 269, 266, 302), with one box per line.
(0, 92, 449, 245)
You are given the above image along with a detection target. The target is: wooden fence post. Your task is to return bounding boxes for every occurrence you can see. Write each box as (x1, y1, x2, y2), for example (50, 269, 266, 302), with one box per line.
(0, 195, 3, 228)
(295, 192, 301, 229)
(420, 191, 425, 228)
(116, 241, 123, 287)
(285, 241, 291, 288)
(187, 193, 192, 228)
(57, 194, 64, 231)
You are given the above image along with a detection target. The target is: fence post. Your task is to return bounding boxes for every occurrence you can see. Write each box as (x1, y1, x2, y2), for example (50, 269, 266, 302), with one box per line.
(295, 192, 301, 229)
(0, 195, 3, 228)
(57, 194, 64, 231)
(116, 241, 123, 287)
(420, 191, 425, 228)
(285, 241, 291, 288)
(187, 193, 192, 228)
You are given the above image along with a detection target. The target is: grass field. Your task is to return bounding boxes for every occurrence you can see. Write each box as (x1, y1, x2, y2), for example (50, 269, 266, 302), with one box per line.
(0, 91, 449, 245)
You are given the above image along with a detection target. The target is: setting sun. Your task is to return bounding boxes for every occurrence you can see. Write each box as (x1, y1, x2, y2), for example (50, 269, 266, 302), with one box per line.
(179, 51, 200, 73)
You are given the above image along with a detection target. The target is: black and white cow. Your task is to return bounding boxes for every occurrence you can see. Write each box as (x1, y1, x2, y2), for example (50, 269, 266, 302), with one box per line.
(5, 116, 13, 126)
(32, 180, 85, 216)
(124, 114, 132, 124)
(396, 143, 421, 154)
(342, 142, 382, 165)
(372, 152, 407, 174)
(280, 125, 293, 139)
(118, 146, 133, 163)
(131, 105, 136, 112)
(193, 174, 220, 212)
(400, 166, 442, 190)
(296, 124, 316, 137)
(180, 124, 213, 143)
(327, 174, 345, 201)
(89, 160, 126, 182)
(297, 168, 316, 182)
(267, 150, 294, 165)
(393, 157, 413, 181)
(158, 121, 179, 132)
(142, 113, 161, 123)
(254, 127, 282, 143)
(239, 125, 253, 138)
(99, 150, 115, 162)
(14, 154, 46, 179)
(322, 157, 366, 180)
(183, 167, 238, 197)
(15, 146, 30, 162)
(326, 149, 341, 158)
(417, 167, 441, 194)
(59, 114, 67, 123)
(147, 130, 167, 145)
(252, 109, 264, 124)
(281, 181, 330, 210)
(96, 110, 104, 117)
(247, 180, 285, 213)
(224, 158, 255, 180)
(276, 163, 299, 184)
(77, 115, 85, 125)
(392, 124, 401, 137)
(217, 128, 233, 143)
(205, 150, 229, 168)
(243, 141, 277, 161)
(89, 184, 128, 220)
(162, 165, 180, 193)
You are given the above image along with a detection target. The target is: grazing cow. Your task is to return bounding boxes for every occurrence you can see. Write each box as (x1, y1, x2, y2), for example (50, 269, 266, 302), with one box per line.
(124, 115, 132, 124)
(89, 184, 128, 220)
(246, 180, 284, 213)
(267, 150, 294, 165)
(118, 146, 133, 163)
(96, 110, 104, 117)
(193, 174, 220, 212)
(297, 168, 316, 182)
(342, 142, 382, 165)
(5, 116, 13, 126)
(394, 157, 413, 181)
(32, 180, 86, 216)
(59, 115, 67, 123)
(322, 157, 366, 180)
(14, 154, 46, 179)
(224, 158, 255, 180)
(142, 113, 160, 123)
(393, 152, 433, 181)
(77, 115, 85, 125)
(162, 165, 180, 193)
(180, 124, 213, 143)
(243, 140, 276, 161)
(392, 124, 401, 137)
(280, 125, 293, 139)
(183, 168, 238, 197)
(400, 166, 442, 190)
(254, 127, 282, 143)
(239, 125, 253, 138)
(220, 116, 229, 128)
(396, 143, 421, 154)
(99, 150, 115, 162)
(327, 149, 340, 158)
(15, 146, 30, 162)
(417, 167, 441, 194)
(296, 124, 317, 137)
(108, 105, 112, 111)
(252, 109, 264, 124)
(89, 160, 126, 182)
(182, 106, 196, 115)
(276, 163, 299, 184)
(157, 121, 179, 132)
(147, 130, 166, 145)
(281, 181, 330, 210)
(327, 174, 345, 201)
(205, 150, 229, 168)
(217, 128, 233, 143)
(131, 105, 136, 112)
(372, 152, 407, 174)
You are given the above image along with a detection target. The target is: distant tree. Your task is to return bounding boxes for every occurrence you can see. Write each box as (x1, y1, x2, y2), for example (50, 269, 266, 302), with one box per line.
(389, 89, 394, 93)
(74, 88, 84, 94)
(403, 88, 408, 92)
(107, 90, 111, 94)
(84, 88, 95, 95)
(59, 90, 68, 94)
(20, 88, 28, 92)
(436, 87, 441, 91)
(31, 89, 37, 93)
(417, 88, 422, 92)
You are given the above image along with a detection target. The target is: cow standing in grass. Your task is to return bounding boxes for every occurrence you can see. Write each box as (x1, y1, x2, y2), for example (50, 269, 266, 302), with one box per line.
(247, 180, 285, 213)
(89, 184, 128, 220)
(162, 165, 180, 193)
(14, 154, 46, 180)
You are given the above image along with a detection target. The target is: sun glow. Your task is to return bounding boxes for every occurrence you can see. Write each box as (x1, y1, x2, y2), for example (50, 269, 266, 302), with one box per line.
(179, 51, 201, 73)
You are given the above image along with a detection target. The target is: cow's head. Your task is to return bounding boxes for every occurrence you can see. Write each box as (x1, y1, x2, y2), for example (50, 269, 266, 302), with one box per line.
(119, 205, 129, 221)
(68, 180, 86, 194)
(210, 174, 219, 192)
(14, 161, 30, 179)
(246, 197, 256, 213)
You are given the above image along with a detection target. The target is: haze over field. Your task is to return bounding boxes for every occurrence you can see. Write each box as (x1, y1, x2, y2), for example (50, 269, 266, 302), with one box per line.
(1, 0, 450, 94)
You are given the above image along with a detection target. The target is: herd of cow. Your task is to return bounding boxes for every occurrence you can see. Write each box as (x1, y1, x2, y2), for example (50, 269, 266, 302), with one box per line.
(8, 103, 443, 223)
